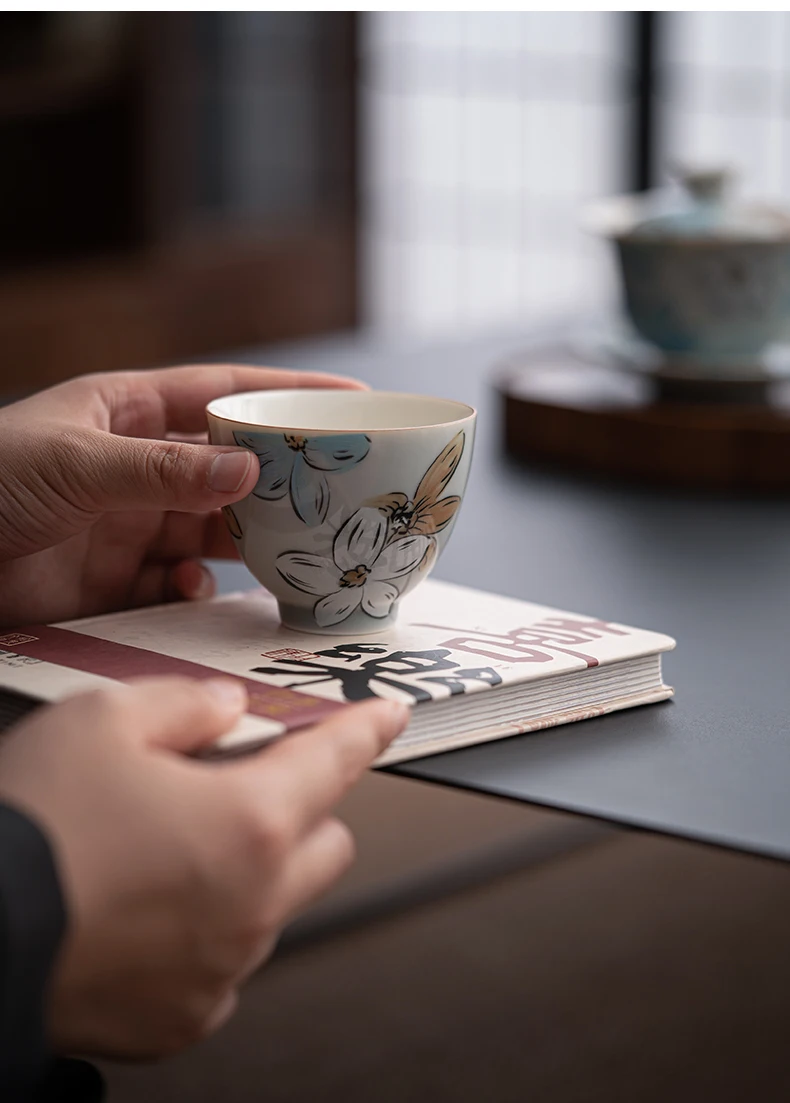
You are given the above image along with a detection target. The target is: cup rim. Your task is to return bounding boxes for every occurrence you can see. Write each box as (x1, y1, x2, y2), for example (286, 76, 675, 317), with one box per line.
(206, 388, 477, 433)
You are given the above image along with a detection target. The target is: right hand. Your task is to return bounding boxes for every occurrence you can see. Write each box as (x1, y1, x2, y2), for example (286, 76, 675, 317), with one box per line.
(0, 677, 408, 1059)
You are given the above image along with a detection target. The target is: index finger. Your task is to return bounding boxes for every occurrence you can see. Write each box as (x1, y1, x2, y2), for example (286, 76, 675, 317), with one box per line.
(229, 699, 409, 836)
(118, 364, 369, 434)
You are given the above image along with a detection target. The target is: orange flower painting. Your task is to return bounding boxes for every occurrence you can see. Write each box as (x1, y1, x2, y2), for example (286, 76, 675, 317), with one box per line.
(368, 431, 465, 541)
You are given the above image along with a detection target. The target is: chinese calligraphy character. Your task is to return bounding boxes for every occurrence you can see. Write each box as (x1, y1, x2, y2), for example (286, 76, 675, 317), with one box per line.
(252, 643, 500, 703)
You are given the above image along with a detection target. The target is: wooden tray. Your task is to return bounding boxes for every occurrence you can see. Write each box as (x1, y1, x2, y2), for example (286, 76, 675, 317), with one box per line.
(497, 344, 790, 493)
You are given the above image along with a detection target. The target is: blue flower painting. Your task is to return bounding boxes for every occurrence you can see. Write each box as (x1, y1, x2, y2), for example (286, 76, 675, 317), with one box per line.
(233, 431, 370, 527)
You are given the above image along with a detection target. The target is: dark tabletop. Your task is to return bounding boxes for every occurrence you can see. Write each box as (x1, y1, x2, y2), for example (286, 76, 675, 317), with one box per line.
(211, 326, 790, 862)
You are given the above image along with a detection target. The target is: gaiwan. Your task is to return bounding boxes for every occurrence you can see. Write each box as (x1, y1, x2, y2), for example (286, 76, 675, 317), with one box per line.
(584, 168, 790, 376)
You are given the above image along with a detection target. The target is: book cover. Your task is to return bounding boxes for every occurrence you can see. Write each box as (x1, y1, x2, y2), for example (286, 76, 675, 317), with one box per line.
(0, 580, 675, 765)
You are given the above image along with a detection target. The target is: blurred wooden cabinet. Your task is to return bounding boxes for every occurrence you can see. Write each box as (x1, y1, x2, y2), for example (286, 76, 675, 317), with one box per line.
(0, 13, 358, 395)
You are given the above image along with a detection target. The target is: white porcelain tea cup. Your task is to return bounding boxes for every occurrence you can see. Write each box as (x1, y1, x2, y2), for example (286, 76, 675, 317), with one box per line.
(206, 389, 476, 634)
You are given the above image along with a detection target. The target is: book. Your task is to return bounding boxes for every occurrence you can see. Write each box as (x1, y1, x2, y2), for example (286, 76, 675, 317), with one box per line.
(0, 580, 675, 766)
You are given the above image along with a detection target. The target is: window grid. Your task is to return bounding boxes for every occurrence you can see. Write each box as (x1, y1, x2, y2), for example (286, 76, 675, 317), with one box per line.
(360, 13, 629, 336)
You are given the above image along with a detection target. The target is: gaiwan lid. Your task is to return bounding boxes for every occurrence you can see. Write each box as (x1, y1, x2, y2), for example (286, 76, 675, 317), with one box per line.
(584, 167, 790, 243)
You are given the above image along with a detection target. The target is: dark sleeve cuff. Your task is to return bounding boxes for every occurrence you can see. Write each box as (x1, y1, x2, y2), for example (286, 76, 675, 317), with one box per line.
(0, 801, 68, 1100)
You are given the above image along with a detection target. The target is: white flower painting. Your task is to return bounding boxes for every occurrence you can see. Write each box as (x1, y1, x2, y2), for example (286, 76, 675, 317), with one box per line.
(277, 508, 430, 627)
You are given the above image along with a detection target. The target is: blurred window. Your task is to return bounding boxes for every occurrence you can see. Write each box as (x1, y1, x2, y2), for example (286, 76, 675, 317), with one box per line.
(360, 13, 629, 335)
(658, 12, 790, 198)
(362, 12, 790, 338)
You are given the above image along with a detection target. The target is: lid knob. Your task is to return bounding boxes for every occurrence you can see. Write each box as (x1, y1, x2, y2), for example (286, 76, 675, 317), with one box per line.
(671, 164, 733, 204)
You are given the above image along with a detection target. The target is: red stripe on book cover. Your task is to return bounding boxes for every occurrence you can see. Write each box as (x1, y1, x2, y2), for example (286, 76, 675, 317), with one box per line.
(2, 626, 342, 730)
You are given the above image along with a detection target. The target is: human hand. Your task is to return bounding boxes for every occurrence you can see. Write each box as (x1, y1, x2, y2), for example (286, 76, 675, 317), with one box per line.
(0, 364, 364, 626)
(0, 677, 407, 1058)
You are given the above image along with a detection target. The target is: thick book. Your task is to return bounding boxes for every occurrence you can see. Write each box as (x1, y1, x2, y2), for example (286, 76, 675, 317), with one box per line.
(0, 580, 675, 766)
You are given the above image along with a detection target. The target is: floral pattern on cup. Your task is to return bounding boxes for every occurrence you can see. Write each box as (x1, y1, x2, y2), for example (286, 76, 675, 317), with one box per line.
(234, 431, 370, 527)
(369, 431, 463, 527)
(366, 430, 464, 580)
(277, 508, 431, 628)
(275, 431, 466, 627)
(222, 505, 243, 540)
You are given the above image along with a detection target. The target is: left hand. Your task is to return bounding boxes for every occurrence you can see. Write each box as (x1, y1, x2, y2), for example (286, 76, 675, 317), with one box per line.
(0, 363, 364, 627)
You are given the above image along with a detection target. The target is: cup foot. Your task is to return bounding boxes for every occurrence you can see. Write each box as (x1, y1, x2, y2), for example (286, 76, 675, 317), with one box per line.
(277, 601, 399, 636)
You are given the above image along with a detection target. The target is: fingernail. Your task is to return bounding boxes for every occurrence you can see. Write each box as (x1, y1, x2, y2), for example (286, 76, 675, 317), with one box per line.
(204, 678, 248, 711)
(387, 702, 411, 727)
(193, 564, 214, 599)
(209, 451, 253, 494)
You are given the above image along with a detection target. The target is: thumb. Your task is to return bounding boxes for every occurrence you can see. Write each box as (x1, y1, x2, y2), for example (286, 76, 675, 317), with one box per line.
(111, 676, 249, 754)
(72, 430, 258, 513)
